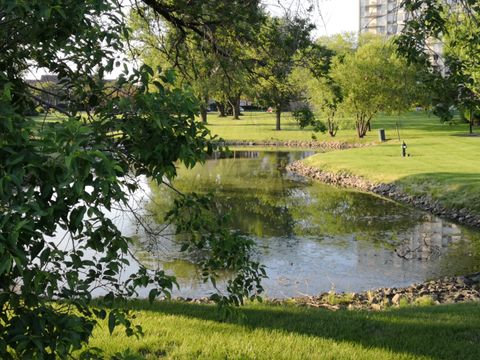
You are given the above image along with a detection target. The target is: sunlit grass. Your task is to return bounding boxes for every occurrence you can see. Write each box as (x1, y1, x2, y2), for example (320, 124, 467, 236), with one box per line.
(88, 300, 480, 360)
(300, 113, 480, 214)
(202, 110, 473, 143)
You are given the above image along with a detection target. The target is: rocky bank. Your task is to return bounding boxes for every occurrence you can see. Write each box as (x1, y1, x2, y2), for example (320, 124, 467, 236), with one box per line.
(286, 161, 480, 229)
(174, 273, 480, 311)
(282, 272, 480, 311)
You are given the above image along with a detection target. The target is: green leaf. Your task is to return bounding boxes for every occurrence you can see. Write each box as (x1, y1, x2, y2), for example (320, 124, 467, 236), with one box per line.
(108, 311, 116, 335)
(148, 289, 158, 303)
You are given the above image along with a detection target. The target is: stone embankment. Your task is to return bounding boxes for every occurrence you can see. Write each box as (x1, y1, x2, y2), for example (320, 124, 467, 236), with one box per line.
(221, 140, 374, 150)
(286, 161, 480, 229)
(284, 272, 480, 311)
(173, 273, 480, 311)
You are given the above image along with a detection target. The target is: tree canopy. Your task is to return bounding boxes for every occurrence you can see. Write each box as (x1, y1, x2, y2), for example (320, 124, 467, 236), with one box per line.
(397, 0, 480, 131)
(330, 36, 418, 138)
(252, 15, 327, 130)
(0, 0, 267, 357)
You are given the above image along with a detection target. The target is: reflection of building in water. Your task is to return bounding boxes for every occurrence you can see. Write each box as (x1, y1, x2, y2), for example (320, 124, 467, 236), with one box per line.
(395, 215, 462, 260)
(347, 216, 466, 290)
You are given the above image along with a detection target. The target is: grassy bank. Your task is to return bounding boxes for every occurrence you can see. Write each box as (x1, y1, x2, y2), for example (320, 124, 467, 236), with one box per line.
(89, 300, 480, 359)
(295, 112, 480, 215)
(207, 111, 480, 215)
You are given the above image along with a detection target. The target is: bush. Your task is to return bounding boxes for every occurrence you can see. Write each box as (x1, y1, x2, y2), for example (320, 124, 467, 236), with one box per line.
(414, 295, 436, 307)
(292, 107, 326, 133)
(432, 103, 454, 123)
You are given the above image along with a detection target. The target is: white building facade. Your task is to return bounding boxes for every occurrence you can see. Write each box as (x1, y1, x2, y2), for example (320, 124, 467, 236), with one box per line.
(359, 0, 407, 36)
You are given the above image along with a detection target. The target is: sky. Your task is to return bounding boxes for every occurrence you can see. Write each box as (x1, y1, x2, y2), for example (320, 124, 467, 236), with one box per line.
(264, 0, 359, 37)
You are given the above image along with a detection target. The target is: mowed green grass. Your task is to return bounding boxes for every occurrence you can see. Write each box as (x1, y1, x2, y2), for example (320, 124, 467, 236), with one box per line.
(204, 111, 366, 143)
(89, 300, 480, 360)
(298, 112, 480, 215)
(204, 110, 472, 143)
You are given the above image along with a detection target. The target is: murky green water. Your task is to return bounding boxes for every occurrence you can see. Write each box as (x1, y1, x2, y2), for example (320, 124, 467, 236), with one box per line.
(123, 150, 480, 298)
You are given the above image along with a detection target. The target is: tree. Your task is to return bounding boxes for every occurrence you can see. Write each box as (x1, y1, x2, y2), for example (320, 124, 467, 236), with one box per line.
(0, 0, 266, 358)
(130, 2, 263, 122)
(291, 66, 342, 137)
(397, 0, 480, 134)
(317, 32, 356, 58)
(130, 15, 217, 123)
(331, 36, 418, 138)
(253, 15, 318, 130)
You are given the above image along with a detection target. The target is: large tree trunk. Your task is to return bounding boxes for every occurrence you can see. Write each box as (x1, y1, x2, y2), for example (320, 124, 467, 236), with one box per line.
(470, 108, 474, 134)
(229, 94, 241, 119)
(200, 104, 208, 124)
(276, 108, 281, 131)
(217, 102, 226, 117)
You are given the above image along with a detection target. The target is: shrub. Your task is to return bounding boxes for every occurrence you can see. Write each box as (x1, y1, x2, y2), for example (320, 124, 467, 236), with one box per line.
(414, 295, 436, 307)
(292, 107, 326, 133)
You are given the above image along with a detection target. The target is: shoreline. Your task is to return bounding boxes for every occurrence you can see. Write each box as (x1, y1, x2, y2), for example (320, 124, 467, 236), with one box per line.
(177, 141, 480, 311)
(219, 139, 375, 150)
(286, 160, 480, 229)
(277, 272, 480, 311)
(171, 272, 480, 311)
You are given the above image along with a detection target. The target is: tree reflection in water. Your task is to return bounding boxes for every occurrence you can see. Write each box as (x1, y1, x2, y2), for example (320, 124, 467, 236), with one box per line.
(129, 150, 480, 297)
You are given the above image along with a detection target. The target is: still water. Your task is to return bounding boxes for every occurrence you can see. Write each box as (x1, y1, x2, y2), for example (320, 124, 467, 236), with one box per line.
(116, 150, 480, 298)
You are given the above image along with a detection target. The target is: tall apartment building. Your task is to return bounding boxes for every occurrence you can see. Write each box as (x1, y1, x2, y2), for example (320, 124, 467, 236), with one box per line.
(359, 0, 406, 36)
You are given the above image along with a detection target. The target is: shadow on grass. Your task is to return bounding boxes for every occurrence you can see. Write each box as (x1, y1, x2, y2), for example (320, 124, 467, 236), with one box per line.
(124, 300, 480, 360)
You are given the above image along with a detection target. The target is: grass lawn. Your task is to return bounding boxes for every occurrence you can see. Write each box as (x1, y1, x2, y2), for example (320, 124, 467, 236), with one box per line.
(297, 112, 480, 215)
(204, 111, 366, 143)
(206, 111, 480, 215)
(89, 300, 480, 359)
(32, 110, 480, 214)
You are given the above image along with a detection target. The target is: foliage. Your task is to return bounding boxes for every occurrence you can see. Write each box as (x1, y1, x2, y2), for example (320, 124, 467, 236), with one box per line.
(292, 106, 326, 133)
(397, 0, 480, 133)
(292, 107, 314, 128)
(316, 32, 356, 58)
(432, 102, 454, 123)
(129, 12, 224, 123)
(252, 15, 329, 130)
(0, 0, 266, 357)
(330, 36, 418, 138)
(291, 66, 344, 137)
(130, 1, 264, 122)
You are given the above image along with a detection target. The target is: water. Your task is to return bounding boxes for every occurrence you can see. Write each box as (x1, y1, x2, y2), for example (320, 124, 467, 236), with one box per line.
(114, 149, 480, 298)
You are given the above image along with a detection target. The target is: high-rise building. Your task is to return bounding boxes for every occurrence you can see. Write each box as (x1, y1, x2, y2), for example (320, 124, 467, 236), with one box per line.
(359, 0, 406, 36)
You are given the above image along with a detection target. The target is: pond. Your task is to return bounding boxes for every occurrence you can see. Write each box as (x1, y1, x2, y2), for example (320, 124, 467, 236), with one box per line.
(106, 150, 480, 298)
